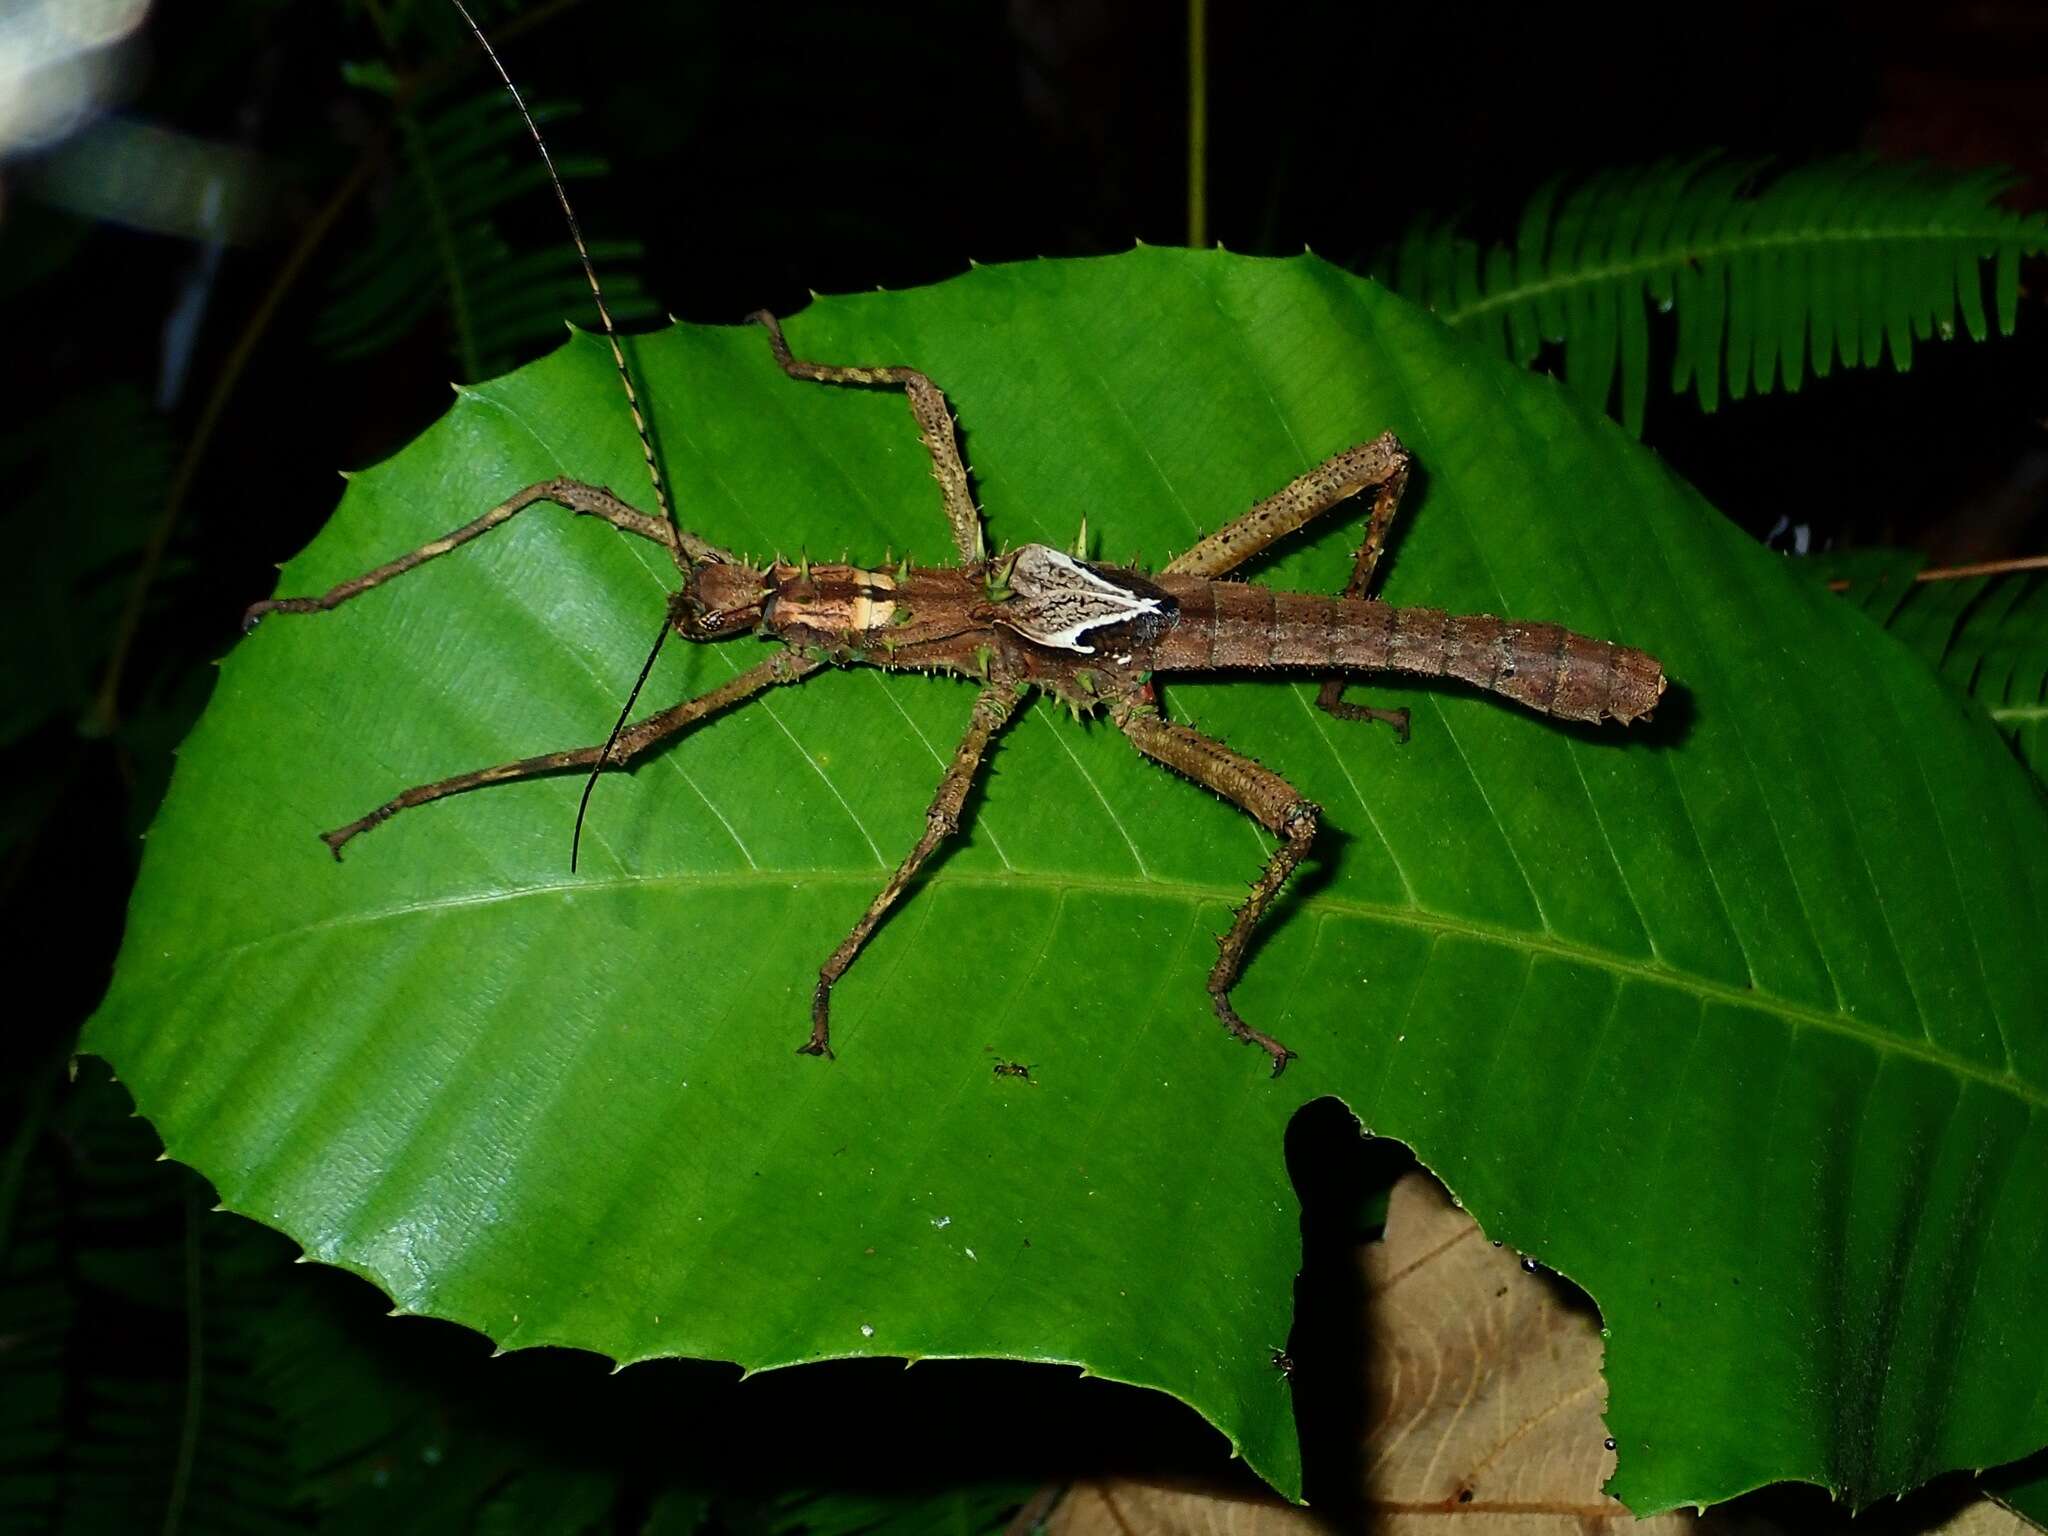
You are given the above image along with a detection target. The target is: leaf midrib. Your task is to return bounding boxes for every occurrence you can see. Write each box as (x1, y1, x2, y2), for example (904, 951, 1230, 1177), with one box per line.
(122, 866, 2042, 1110)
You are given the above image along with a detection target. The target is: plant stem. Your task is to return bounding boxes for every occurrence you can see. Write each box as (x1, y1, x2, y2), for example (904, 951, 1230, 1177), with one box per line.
(1917, 553, 2048, 581)
(87, 146, 381, 737)
(1187, 0, 1207, 249)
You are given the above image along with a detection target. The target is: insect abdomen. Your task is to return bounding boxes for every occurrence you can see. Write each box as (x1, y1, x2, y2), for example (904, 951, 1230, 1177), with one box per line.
(1414, 609, 1665, 724)
(1153, 581, 1665, 725)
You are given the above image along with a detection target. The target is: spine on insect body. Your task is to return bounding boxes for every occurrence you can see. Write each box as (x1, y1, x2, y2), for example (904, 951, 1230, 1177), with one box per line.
(1150, 580, 1666, 725)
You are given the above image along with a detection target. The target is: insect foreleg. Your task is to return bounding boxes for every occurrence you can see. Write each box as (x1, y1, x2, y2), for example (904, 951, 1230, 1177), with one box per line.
(1113, 703, 1318, 1075)
(242, 478, 727, 631)
(750, 310, 988, 565)
(318, 651, 822, 857)
(804, 683, 1023, 1059)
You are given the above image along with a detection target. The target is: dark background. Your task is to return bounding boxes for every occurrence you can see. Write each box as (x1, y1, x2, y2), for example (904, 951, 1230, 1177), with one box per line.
(5, 0, 2045, 1523)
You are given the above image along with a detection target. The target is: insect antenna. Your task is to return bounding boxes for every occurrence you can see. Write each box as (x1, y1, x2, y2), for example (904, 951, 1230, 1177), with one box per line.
(572, 614, 671, 873)
(446, 0, 686, 869)
(444, 0, 670, 526)
(448, 0, 671, 524)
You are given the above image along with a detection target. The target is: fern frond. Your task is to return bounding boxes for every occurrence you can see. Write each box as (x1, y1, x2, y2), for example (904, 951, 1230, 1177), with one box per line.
(14, 1072, 301, 1536)
(1810, 551, 2048, 781)
(0, 388, 175, 752)
(0, 1072, 66, 1536)
(1389, 157, 2048, 436)
(316, 93, 652, 383)
(472, 1467, 617, 1534)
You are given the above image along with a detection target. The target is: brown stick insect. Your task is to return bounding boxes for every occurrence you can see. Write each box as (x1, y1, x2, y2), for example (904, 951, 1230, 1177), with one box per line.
(244, 4, 1667, 1077)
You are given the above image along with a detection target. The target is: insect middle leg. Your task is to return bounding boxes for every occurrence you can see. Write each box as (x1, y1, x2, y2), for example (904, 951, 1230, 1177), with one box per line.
(317, 651, 822, 856)
(750, 310, 988, 565)
(241, 477, 730, 631)
(1162, 432, 1414, 739)
(1113, 704, 1318, 1075)
(804, 683, 1022, 1059)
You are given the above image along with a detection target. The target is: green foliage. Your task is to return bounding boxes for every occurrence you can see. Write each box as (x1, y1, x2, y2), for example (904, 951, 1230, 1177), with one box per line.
(0, 1069, 301, 1536)
(316, 91, 653, 383)
(0, 381, 213, 863)
(0, 1074, 64, 1535)
(0, 388, 173, 752)
(82, 250, 2048, 1515)
(1812, 551, 2048, 782)
(1387, 157, 2048, 435)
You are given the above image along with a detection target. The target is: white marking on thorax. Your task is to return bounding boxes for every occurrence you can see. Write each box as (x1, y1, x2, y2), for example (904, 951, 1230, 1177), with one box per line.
(999, 544, 1161, 654)
(847, 569, 897, 632)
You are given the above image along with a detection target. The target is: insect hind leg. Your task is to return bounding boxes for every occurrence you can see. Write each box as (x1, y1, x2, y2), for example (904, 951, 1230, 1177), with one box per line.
(1113, 703, 1315, 1075)
(1314, 442, 1412, 739)
(1163, 431, 1410, 582)
(1161, 433, 1413, 741)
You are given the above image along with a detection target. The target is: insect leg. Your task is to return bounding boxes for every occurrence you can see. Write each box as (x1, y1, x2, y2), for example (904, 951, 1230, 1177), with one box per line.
(1312, 477, 1414, 739)
(243, 478, 730, 631)
(804, 683, 1022, 1059)
(318, 651, 821, 856)
(1298, 443, 1414, 737)
(1161, 433, 1414, 734)
(750, 310, 987, 565)
(1114, 704, 1317, 1074)
(1163, 431, 1409, 580)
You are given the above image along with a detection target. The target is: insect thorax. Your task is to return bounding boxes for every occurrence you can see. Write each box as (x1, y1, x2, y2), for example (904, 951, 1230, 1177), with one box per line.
(993, 545, 1175, 655)
(758, 562, 902, 637)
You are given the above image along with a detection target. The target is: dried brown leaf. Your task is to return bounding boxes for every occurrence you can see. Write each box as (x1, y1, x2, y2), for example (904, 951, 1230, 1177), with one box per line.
(1042, 1173, 2028, 1536)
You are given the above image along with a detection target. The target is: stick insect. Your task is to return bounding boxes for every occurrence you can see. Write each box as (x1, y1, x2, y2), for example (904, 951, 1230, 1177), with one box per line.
(244, 3, 1667, 1076)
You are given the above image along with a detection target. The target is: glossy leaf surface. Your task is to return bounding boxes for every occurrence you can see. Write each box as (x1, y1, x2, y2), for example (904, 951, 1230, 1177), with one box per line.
(85, 249, 2048, 1514)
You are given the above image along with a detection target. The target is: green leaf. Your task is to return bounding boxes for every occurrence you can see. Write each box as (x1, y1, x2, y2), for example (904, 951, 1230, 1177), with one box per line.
(1391, 157, 2048, 435)
(84, 249, 2048, 1515)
